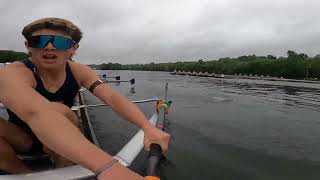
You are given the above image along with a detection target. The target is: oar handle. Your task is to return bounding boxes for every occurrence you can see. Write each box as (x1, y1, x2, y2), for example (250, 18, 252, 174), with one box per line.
(145, 143, 162, 180)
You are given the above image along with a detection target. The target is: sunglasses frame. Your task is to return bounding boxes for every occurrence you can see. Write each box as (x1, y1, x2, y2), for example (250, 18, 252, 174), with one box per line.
(28, 35, 76, 50)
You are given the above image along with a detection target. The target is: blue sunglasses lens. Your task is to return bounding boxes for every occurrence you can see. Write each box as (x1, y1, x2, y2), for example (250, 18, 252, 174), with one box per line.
(29, 35, 74, 50)
(29, 36, 51, 48)
(53, 36, 74, 50)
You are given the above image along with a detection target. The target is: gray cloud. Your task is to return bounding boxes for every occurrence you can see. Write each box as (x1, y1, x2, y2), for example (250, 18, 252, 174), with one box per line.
(0, 0, 319, 64)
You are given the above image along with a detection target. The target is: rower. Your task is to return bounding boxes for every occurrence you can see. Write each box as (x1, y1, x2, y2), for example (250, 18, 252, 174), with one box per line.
(0, 17, 170, 179)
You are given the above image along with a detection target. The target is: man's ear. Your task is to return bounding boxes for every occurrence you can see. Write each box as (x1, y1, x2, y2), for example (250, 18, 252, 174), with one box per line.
(25, 40, 28, 48)
(73, 44, 79, 51)
(25, 41, 32, 57)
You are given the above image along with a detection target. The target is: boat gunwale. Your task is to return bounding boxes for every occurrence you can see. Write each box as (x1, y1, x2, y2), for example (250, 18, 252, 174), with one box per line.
(78, 91, 100, 148)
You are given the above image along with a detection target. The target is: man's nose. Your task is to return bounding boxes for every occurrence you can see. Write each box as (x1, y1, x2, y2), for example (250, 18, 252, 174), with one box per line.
(44, 42, 56, 50)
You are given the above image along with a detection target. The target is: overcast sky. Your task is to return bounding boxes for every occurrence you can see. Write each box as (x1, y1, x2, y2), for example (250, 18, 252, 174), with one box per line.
(1, 0, 319, 64)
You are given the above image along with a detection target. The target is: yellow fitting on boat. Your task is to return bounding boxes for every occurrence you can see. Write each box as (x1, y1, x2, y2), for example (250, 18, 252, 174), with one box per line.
(145, 176, 160, 180)
(156, 99, 171, 113)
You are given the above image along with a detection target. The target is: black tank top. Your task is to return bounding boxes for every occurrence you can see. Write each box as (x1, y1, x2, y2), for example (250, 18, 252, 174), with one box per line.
(7, 59, 80, 153)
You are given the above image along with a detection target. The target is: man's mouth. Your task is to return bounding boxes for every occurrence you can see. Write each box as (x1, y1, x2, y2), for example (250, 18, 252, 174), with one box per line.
(42, 54, 58, 59)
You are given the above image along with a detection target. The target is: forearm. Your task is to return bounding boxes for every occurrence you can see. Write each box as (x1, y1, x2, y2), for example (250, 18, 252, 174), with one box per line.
(95, 85, 152, 130)
(79, 65, 152, 129)
(109, 92, 152, 129)
(27, 109, 112, 172)
(101, 88, 171, 154)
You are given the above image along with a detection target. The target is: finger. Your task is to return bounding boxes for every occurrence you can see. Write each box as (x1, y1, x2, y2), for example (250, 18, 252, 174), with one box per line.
(160, 135, 171, 153)
(143, 138, 151, 151)
(160, 143, 168, 153)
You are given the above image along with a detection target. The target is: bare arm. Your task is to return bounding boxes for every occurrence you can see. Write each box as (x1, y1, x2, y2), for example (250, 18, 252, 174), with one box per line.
(78, 65, 152, 130)
(0, 68, 143, 179)
(77, 63, 170, 152)
(0, 68, 111, 171)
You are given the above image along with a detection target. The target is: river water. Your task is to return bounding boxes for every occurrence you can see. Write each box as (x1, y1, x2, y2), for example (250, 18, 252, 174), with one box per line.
(1, 70, 319, 179)
(80, 70, 320, 180)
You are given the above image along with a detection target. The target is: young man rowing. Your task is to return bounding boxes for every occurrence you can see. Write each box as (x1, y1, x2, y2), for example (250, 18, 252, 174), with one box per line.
(0, 17, 170, 179)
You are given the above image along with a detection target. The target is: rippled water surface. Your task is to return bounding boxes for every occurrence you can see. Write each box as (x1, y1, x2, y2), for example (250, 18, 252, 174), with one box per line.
(78, 71, 320, 180)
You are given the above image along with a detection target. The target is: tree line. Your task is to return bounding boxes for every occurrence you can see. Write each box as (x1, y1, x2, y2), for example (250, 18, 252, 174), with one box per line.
(0, 50, 29, 63)
(2, 50, 320, 79)
(92, 51, 320, 79)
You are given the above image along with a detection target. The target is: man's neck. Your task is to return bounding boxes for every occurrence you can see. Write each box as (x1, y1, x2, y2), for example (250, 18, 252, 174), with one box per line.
(30, 58, 66, 82)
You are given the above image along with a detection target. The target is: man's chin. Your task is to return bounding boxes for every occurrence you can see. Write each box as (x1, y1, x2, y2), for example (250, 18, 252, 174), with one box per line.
(43, 59, 57, 65)
(39, 59, 64, 69)
(32, 57, 66, 68)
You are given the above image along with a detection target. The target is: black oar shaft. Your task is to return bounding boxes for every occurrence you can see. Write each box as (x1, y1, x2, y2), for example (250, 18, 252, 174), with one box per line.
(145, 105, 166, 179)
(145, 144, 162, 177)
(101, 74, 120, 80)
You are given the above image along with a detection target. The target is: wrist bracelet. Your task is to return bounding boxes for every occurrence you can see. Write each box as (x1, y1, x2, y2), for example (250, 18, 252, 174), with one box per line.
(89, 79, 104, 93)
(95, 159, 119, 177)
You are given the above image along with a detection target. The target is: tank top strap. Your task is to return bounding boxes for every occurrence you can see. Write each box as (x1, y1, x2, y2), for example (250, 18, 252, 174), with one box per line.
(65, 61, 72, 78)
(21, 59, 36, 72)
(20, 59, 43, 84)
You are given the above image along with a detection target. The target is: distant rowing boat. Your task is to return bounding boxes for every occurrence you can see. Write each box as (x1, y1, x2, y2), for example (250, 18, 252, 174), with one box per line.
(170, 70, 225, 78)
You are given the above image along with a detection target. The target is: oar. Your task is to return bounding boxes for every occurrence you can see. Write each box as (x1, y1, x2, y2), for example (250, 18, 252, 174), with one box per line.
(107, 78, 135, 85)
(145, 83, 170, 180)
(115, 76, 121, 80)
(101, 74, 120, 80)
(78, 78, 135, 93)
(71, 98, 159, 111)
(145, 114, 165, 180)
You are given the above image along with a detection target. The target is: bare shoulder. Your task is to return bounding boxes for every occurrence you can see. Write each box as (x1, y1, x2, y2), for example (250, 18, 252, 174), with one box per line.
(68, 60, 92, 72)
(68, 60, 99, 87)
(0, 61, 35, 100)
(0, 62, 35, 84)
(5, 61, 27, 70)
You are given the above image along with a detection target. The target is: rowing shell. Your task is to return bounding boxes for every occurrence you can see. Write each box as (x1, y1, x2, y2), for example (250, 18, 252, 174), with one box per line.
(0, 114, 158, 180)
(0, 93, 160, 180)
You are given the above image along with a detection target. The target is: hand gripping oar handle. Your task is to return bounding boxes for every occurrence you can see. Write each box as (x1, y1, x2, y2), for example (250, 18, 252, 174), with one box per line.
(145, 144, 163, 180)
(145, 98, 171, 180)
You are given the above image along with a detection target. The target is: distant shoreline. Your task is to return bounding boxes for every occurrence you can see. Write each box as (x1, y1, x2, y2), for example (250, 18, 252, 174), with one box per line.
(170, 72, 320, 84)
(228, 75, 320, 84)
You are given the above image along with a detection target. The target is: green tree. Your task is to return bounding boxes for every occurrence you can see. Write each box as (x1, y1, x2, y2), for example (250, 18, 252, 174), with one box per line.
(91, 50, 320, 80)
(287, 50, 299, 60)
(0, 50, 29, 63)
(267, 55, 276, 59)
